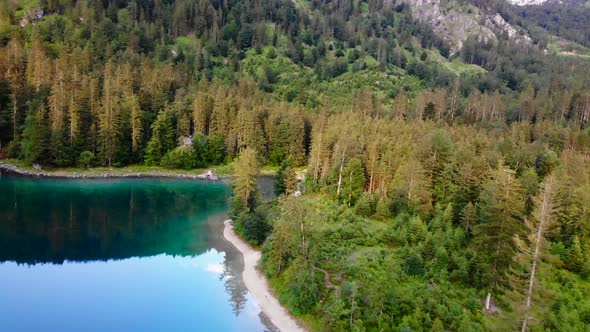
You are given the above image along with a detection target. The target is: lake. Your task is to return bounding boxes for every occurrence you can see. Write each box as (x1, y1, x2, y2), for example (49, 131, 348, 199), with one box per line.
(0, 174, 274, 332)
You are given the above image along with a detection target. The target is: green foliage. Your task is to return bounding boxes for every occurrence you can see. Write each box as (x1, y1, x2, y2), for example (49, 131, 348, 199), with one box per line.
(3, 0, 590, 330)
(354, 192, 377, 217)
(274, 161, 298, 196)
(77, 151, 95, 169)
(234, 205, 273, 246)
(338, 158, 365, 206)
(20, 103, 49, 164)
(536, 149, 560, 177)
(160, 147, 200, 170)
(280, 261, 320, 315)
(259, 196, 488, 330)
(203, 133, 226, 165)
(566, 236, 586, 273)
(474, 166, 526, 294)
(144, 111, 175, 166)
(232, 147, 260, 211)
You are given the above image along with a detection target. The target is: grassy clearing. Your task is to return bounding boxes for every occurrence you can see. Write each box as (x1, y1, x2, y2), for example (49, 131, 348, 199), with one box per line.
(427, 49, 487, 76)
(547, 37, 590, 58)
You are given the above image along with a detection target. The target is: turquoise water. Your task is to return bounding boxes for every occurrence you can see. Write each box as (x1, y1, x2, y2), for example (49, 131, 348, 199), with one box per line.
(0, 174, 273, 331)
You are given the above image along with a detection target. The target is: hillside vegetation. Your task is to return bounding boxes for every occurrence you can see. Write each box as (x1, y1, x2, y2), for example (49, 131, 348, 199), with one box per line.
(1, 0, 590, 330)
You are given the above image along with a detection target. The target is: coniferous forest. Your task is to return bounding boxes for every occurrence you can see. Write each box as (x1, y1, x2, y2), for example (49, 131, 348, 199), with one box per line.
(1, 0, 590, 330)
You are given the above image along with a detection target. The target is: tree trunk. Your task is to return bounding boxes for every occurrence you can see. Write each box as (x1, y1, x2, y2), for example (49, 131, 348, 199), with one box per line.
(522, 179, 552, 332)
(313, 131, 323, 183)
(336, 147, 346, 196)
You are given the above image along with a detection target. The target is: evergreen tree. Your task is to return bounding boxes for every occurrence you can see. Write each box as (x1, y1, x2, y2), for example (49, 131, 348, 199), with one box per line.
(233, 147, 260, 211)
(475, 166, 526, 311)
(392, 159, 432, 212)
(204, 133, 226, 164)
(98, 61, 120, 166)
(127, 94, 143, 154)
(339, 158, 365, 206)
(274, 162, 288, 196)
(144, 110, 175, 166)
(20, 103, 50, 164)
(275, 160, 298, 196)
(504, 176, 556, 332)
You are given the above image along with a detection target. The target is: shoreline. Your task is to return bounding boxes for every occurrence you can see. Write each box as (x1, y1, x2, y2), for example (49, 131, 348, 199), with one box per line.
(222, 220, 306, 332)
(0, 160, 279, 180)
(0, 161, 222, 181)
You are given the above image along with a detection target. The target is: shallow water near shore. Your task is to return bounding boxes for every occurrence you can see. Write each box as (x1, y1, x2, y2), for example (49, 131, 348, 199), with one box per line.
(0, 175, 274, 331)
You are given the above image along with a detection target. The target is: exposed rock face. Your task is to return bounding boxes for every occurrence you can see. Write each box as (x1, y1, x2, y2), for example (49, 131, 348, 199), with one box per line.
(19, 8, 44, 27)
(400, 0, 530, 53)
(506, 0, 555, 6)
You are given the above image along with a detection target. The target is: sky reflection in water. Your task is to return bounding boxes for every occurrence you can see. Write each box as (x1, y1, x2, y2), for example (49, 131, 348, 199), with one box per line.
(0, 175, 273, 332)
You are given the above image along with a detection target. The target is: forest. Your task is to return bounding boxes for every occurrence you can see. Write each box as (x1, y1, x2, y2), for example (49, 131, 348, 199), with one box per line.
(1, 0, 590, 330)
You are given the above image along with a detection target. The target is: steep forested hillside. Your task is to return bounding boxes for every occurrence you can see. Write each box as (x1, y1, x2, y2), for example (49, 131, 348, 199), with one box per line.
(512, 0, 590, 48)
(1, 0, 589, 167)
(1, 0, 590, 331)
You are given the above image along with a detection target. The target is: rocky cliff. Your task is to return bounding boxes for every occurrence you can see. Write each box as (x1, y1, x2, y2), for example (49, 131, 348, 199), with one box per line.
(400, 0, 530, 53)
(506, 0, 555, 6)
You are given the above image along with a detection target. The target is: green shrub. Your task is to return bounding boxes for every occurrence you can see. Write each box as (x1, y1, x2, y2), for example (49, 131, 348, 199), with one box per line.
(78, 151, 95, 169)
(355, 192, 377, 216)
(160, 147, 200, 169)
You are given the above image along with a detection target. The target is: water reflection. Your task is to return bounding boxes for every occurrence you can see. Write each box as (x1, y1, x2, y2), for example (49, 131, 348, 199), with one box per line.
(0, 175, 274, 331)
(0, 176, 229, 263)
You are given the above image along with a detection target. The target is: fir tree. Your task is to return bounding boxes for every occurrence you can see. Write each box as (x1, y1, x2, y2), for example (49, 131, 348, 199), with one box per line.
(475, 166, 526, 311)
(233, 147, 260, 211)
(20, 103, 50, 164)
(144, 110, 175, 166)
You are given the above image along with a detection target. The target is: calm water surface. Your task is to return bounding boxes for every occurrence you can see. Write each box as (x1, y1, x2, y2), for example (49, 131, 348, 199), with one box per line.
(0, 174, 274, 332)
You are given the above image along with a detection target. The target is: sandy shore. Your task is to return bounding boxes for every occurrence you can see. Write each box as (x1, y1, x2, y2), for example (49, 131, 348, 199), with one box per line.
(223, 220, 306, 332)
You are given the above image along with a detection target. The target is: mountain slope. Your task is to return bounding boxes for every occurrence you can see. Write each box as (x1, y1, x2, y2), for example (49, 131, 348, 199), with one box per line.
(401, 0, 531, 53)
(510, 0, 590, 47)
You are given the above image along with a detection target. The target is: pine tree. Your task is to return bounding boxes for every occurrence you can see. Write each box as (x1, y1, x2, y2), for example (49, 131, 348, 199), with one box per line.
(48, 57, 70, 165)
(230, 105, 266, 157)
(339, 158, 365, 206)
(287, 107, 306, 166)
(476, 166, 526, 311)
(98, 61, 120, 166)
(460, 202, 477, 234)
(192, 92, 211, 135)
(507, 175, 556, 332)
(274, 162, 288, 196)
(127, 94, 142, 153)
(211, 87, 233, 137)
(392, 158, 432, 212)
(567, 236, 585, 273)
(20, 103, 50, 164)
(233, 147, 260, 211)
(275, 161, 298, 196)
(68, 94, 80, 147)
(204, 133, 226, 164)
(144, 110, 175, 166)
(308, 114, 329, 185)
(26, 32, 51, 93)
(3, 39, 25, 144)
